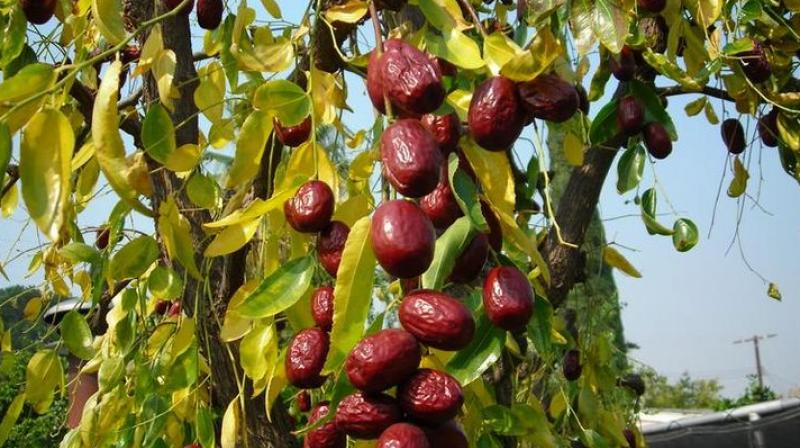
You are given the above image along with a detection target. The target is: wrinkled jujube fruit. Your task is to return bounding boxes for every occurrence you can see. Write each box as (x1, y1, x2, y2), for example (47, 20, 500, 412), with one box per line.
(371, 200, 436, 279)
(617, 96, 645, 137)
(563, 349, 583, 381)
(286, 328, 329, 389)
(517, 74, 580, 123)
(721, 118, 746, 155)
(366, 42, 405, 113)
(619, 373, 646, 396)
(420, 113, 461, 154)
(399, 290, 475, 351)
(425, 421, 468, 448)
(380, 39, 445, 116)
(380, 119, 442, 198)
(624, 429, 637, 448)
(284, 180, 335, 233)
(311, 286, 334, 331)
(297, 391, 312, 413)
(305, 402, 346, 448)
(95, 226, 110, 250)
(335, 392, 402, 439)
(345, 328, 421, 392)
(164, 0, 193, 14)
(449, 233, 489, 284)
(610, 46, 637, 82)
(196, 0, 222, 30)
(21, 0, 56, 24)
(318, 221, 350, 277)
(398, 369, 464, 424)
(481, 201, 503, 252)
(468, 76, 525, 151)
(274, 116, 312, 147)
(377, 423, 431, 448)
(419, 164, 463, 229)
(637, 0, 665, 13)
(738, 41, 772, 83)
(483, 266, 534, 332)
(758, 109, 779, 148)
(643, 122, 672, 159)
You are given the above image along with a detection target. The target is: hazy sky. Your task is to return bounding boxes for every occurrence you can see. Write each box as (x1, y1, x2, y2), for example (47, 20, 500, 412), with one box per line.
(1, 2, 797, 399)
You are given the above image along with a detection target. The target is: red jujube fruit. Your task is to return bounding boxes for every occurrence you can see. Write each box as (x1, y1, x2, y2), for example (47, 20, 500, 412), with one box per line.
(371, 200, 436, 279)
(284, 180, 335, 233)
(399, 290, 475, 351)
(380, 119, 442, 198)
(286, 328, 329, 389)
(468, 76, 525, 151)
(311, 286, 334, 331)
(335, 392, 402, 439)
(345, 328, 421, 392)
(482, 266, 534, 332)
(398, 369, 464, 424)
(318, 221, 350, 277)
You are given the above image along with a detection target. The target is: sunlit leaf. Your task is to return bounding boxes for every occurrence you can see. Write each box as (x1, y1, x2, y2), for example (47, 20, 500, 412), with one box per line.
(727, 157, 749, 198)
(278, 142, 338, 196)
(61, 310, 94, 360)
(205, 178, 303, 230)
(25, 349, 63, 412)
(205, 217, 261, 257)
(461, 138, 515, 216)
(235, 256, 314, 318)
(227, 110, 272, 188)
(501, 28, 561, 81)
(240, 320, 276, 381)
(767, 283, 782, 301)
(0, 394, 25, 446)
(448, 153, 487, 232)
(110, 236, 159, 280)
(153, 49, 177, 111)
(564, 132, 585, 166)
(325, 0, 368, 23)
(640, 188, 673, 236)
(221, 398, 239, 448)
(602, 246, 642, 278)
(92, 0, 127, 45)
(483, 32, 522, 76)
(158, 197, 202, 279)
(253, 80, 310, 126)
(593, 0, 628, 54)
(22, 297, 41, 321)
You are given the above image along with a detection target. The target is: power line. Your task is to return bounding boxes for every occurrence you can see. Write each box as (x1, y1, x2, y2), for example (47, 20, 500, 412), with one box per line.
(733, 334, 777, 390)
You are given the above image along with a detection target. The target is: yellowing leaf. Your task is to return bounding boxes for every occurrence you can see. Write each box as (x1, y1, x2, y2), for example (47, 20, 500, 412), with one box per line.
(153, 49, 177, 111)
(492, 205, 550, 284)
(427, 28, 485, 70)
(158, 197, 202, 280)
(323, 216, 376, 373)
(0, 394, 25, 446)
(333, 193, 372, 227)
(23, 297, 42, 321)
(767, 282, 782, 301)
(1, 183, 18, 218)
(204, 179, 303, 230)
(349, 149, 377, 180)
(20, 109, 72, 241)
(461, 137, 514, 216)
(221, 280, 258, 342)
(727, 157, 749, 198)
(25, 349, 63, 411)
(220, 398, 240, 448)
(260, 0, 282, 17)
(418, 0, 469, 30)
(564, 132, 585, 166)
(92, 0, 126, 45)
(253, 80, 311, 127)
(205, 217, 261, 257)
(593, 0, 629, 54)
(234, 31, 293, 73)
(239, 320, 276, 381)
(603, 246, 642, 278)
(278, 141, 338, 197)
(325, 0, 368, 23)
(0, 63, 54, 104)
(501, 28, 562, 82)
(135, 25, 163, 77)
(227, 110, 272, 188)
(194, 61, 226, 123)
(446, 89, 472, 121)
(164, 143, 202, 172)
(484, 32, 523, 75)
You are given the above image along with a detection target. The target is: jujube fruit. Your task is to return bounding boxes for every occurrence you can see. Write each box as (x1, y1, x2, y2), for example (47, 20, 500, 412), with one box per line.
(563, 349, 582, 381)
(758, 109, 779, 148)
(196, 0, 223, 30)
(399, 290, 475, 351)
(420, 113, 461, 154)
(617, 96, 645, 137)
(380, 119, 442, 198)
(168, 302, 182, 317)
(483, 266, 534, 332)
(21, 0, 56, 24)
(284, 180, 335, 233)
(425, 421, 468, 448)
(721, 118, 746, 154)
(304, 402, 346, 448)
(379, 39, 445, 115)
(345, 328, 421, 392)
(286, 328, 329, 389)
(335, 392, 402, 439)
(468, 76, 525, 151)
(419, 164, 463, 229)
(96, 226, 110, 250)
(737, 41, 772, 83)
(311, 286, 334, 331)
(371, 200, 436, 279)
(643, 122, 672, 159)
(610, 46, 637, 82)
(154, 299, 171, 316)
(619, 373, 646, 396)
(448, 233, 489, 284)
(517, 73, 580, 123)
(377, 423, 431, 448)
(274, 116, 312, 147)
(318, 221, 350, 277)
(637, 0, 665, 14)
(398, 369, 464, 424)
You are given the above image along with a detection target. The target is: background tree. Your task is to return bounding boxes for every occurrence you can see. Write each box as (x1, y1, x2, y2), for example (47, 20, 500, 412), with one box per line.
(0, 0, 797, 447)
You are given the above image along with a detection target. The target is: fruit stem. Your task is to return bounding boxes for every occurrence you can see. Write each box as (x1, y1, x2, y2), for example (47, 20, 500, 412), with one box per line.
(457, 0, 488, 38)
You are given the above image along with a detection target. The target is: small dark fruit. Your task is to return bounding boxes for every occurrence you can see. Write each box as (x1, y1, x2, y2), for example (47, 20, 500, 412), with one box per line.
(758, 109, 779, 148)
(721, 118, 746, 155)
(380, 39, 445, 115)
(483, 266, 534, 332)
(738, 41, 772, 84)
(286, 328, 329, 389)
(121, 46, 141, 64)
(371, 200, 436, 279)
(398, 369, 464, 424)
(380, 119, 442, 198)
(311, 286, 334, 331)
(425, 421, 468, 448)
(610, 46, 637, 82)
(517, 73, 580, 123)
(624, 429, 637, 448)
(377, 423, 431, 448)
(448, 233, 489, 284)
(164, 0, 194, 14)
(619, 373, 646, 396)
(481, 201, 503, 252)
(297, 391, 312, 412)
(563, 349, 582, 381)
(318, 221, 350, 277)
(196, 0, 223, 30)
(643, 122, 672, 159)
(154, 299, 172, 316)
(345, 328, 421, 392)
(468, 76, 525, 151)
(274, 116, 312, 147)
(617, 96, 645, 137)
(419, 164, 463, 229)
(305, 402, 346, 448)
(21, 0, 56, 24)
(335, 392, 402, 439)
(399, 290, 475, 351)
(637, 0, 665, 13)
(168, 302, 182, 317)
(284, 180, 335, 233)
(96, 226, 110, 250)
(420, 113, 461, 154)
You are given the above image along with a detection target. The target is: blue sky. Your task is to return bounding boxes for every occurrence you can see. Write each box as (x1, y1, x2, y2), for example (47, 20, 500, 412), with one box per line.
(1, 2, 797, 398)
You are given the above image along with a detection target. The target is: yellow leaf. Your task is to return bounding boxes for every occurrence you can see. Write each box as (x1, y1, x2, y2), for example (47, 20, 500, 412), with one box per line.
(164, 143, 202, 172)
(1, 183, 18, 218)
(204, 217, 261, 257)
(221, 280, 258, 342)
(501, 28, 562, 82)
(153, 49, 177, 111)
(25, 349, 63, 411)
(71, 141, 95, 171)
(234, 31, 294, 73)
(446, 89, 472, 121)
(428, 28, 485, 70)
(603, 246, 642, 278)
(483, 32, 523, 75)
(0, 394, 25, 446)
(491, 204, 550, 284)
(461, 137, 515, 216)
(92, 0, 126, 45)
(277, 141, 339, 197)
(220, 398, 240, 448)
(227, 111, 272, 188)
(324, 0, 368, 23)
(564, 132, 585, 166)
(171, 317, 196, 359)
(0, 330, 10, 352)
(264, 351, 287, 421)
(311, 68, 345, 125)
(260, 0, 282, 17)
(727, 157, 749, 198)
(333, 193, 372, 227)
(0, 63, 55, 104)
(194, 62, 225, 124)
(346, 130, 366, 149)
(20, 109, 72, 241)
(126, 152, 154, 197)
(239, 320, 276, 381)
(134, 25, 163, 77)
(23, 297, 42, 321)
(204, 179, 303, 230)
(92, 61, 152, 216)
(349, 149, 377, 180)
(767, 282, 782, 301)
(158, 197, 202, 279)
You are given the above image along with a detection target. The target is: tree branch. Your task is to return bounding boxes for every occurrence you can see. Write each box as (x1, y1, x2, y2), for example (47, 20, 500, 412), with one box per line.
(657, 85, 734, 102)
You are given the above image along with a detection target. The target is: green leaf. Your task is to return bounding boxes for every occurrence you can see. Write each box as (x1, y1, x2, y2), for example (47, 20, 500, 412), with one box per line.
(25, 349, 63, 411)
(252, 80, 310, 126)
(142, 103, 176, 165)
(672, 218, 699, 252)
(157, 197, 202, 280)
(323, 216, 376, 373)
(482, 405, 527, 437)
(235, 256, 314, 318)
(0, 63, 54, 103)
(148, 265, 184, 299)
(446, 310, 505, 386)
(483, 32, 522, 75)
(187, 172, 221, 209)
(593, 0, 628, 54)
(109, 235, 159, 280)
(0, 394, 25, 447)
(426, 29, 486, 71)
(527, 154, 540, 191)
(0, 8, 27, 70)
(61, 310, 95, 360)
(500, 29, 562, 82)
(20, 109, 73, 241)
(629, 81, 678, 140)
(640, 188, 673, 236)
(227, 110, 272, 187)
(0, 124, 10, 189)
(448, 153, 487, 231)
(421, 217, 476, 290)
(616, 145, 645, 194)
(684, 97, 707, 117)
(527, 297, 553, 357)
(59, 242, 101, 265)
(196, 406, 215, 448)
(589, 99, 620, 145)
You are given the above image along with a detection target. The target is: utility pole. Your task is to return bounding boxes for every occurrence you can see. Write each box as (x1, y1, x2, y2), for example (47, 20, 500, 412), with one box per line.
(733, 334, 777, 389)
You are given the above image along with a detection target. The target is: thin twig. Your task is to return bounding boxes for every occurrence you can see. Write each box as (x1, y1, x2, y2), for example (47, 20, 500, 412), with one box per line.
(457, 0, 488, 38)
